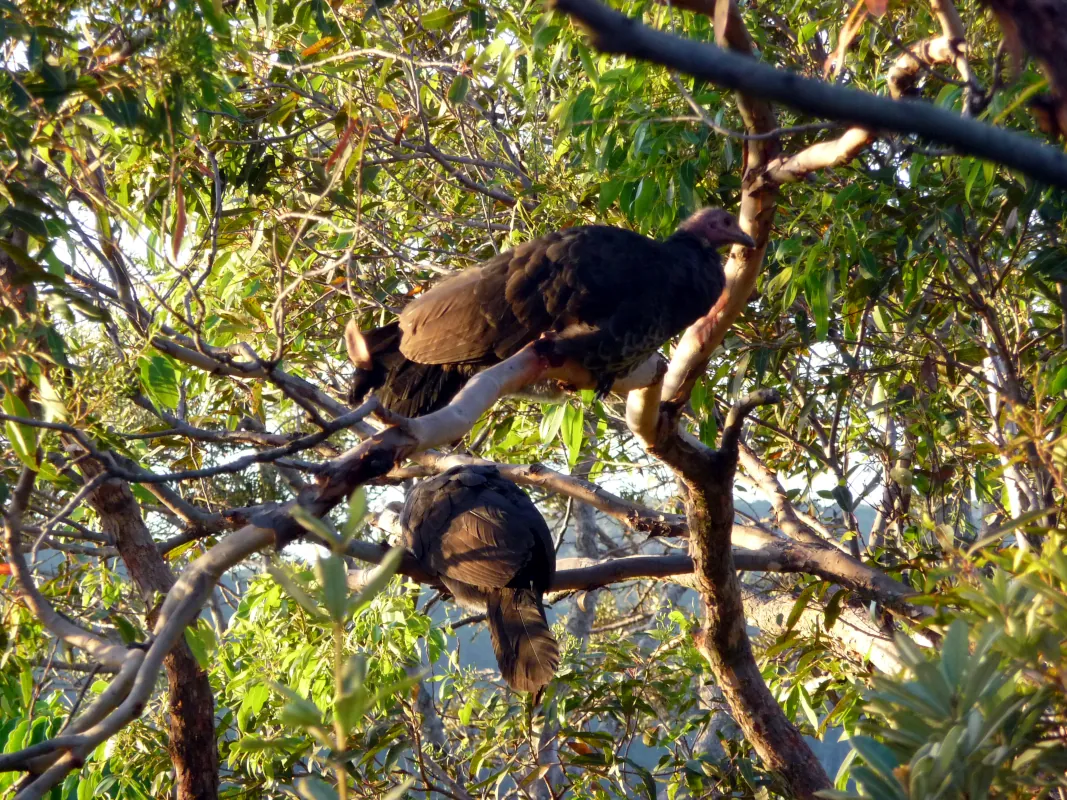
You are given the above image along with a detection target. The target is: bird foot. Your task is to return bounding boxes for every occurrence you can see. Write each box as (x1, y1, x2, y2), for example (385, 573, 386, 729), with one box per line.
(594, 374, 617, 398)
(371, 399, 411, 429)
(533, 333, 568, 368)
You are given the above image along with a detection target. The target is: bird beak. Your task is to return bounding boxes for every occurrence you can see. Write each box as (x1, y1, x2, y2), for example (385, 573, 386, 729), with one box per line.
(720, 222, 756, 248)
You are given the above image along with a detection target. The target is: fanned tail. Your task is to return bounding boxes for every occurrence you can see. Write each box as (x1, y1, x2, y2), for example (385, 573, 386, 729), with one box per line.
(345, 320, 471, 417)
(486, 588, 559, 695)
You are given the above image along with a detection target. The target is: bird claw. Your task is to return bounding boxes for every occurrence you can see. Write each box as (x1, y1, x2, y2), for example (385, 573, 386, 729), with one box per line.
(371, 399, 411, 430)
(594, 375, 616, 398)
(533, 333, 567, 368)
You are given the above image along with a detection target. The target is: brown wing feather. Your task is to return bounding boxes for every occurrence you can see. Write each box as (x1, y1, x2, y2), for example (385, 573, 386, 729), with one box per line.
(433, 501, 531, 588)
(395, 230, 606, 367)
(401, 467, 553, 591)
(398, 269, 499, 365)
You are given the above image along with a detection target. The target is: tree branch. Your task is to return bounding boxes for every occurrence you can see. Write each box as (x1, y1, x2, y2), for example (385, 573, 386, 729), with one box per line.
(552, 0, 1067, 187)
(631, 385, 832, 797)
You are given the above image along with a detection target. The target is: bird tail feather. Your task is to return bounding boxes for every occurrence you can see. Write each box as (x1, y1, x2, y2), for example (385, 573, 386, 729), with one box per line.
(486, 588, 559, 695)
(346, 320, 468, 417)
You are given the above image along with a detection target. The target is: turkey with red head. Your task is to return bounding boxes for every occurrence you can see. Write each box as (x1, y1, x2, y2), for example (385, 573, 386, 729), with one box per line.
(401, 465, 558, 696)
(347, 207, 754, 417)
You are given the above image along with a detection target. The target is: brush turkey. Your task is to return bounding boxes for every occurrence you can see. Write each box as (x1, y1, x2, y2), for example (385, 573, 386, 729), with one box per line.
(346, 207, 754, 416)
(401, 465, 558, 696)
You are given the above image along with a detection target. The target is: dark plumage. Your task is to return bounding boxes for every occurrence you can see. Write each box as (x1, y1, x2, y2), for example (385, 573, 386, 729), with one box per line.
(400, 466, 558, 696)
(347, 207, 754, 417)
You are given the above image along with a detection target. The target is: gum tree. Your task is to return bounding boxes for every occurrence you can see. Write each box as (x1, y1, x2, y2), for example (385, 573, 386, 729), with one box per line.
(1, 0, 1065, 797)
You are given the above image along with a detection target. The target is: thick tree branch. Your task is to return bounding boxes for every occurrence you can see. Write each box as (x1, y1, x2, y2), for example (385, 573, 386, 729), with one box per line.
(636, 387, 832, 798)
(741, 588, 903, 674)
(75, 458, 219, 800)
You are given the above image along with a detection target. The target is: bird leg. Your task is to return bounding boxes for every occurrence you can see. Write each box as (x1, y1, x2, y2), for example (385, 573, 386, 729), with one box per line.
(533, 331, 569, 368)
(535, 330, 616, 395)
(370, 399, 409, 428)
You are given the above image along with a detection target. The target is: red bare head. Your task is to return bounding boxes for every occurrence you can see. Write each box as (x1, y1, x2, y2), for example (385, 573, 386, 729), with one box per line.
(676, 207, 756, 249)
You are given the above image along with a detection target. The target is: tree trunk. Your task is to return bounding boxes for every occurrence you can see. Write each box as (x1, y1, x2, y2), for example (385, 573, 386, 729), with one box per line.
(647, 391, 832, 799)
(80, 465, 220, 800)
(685, 473, 831, 799)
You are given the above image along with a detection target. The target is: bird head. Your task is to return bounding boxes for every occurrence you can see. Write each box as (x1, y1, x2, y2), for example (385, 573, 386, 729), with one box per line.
(676, 207, 756, 249)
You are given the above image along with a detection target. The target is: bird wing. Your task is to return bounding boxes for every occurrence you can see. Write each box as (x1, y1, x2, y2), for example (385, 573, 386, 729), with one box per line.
(401, 467, 554, 591)
(399, 470, 455, 562)
(434, 487, 538, 588)
(397, 227, 662, 366)
(397, 268, 499, 364)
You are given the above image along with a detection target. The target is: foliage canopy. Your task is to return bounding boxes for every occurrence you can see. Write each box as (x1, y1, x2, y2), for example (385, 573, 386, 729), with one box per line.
(1, 0, 1066, 797)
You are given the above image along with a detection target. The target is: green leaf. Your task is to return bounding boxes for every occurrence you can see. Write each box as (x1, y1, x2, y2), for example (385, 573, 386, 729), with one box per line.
(598, 178, 624, 213)
(533, 24, 560, 52)
(349, 546, 404, 616)
(1026, 247, 1067, 280)
(183, 625, 213, 669)
(539, 402, 566, 445)
(19, 666, 33, 707)
(2, 391, 39, 469)
(79, 114, 114, 136)
(784, 584, 816, 632)
(380, 779, 416, 800)
(267, 563, 326, 620)
(1046, 365, 1067, 396)
(447, 75, 470, 104)
(342, 487, 367, 538)
(633, 178, 658, 221)
(519, 765, 551, 791)
(831, 484, 854, 513)
(872, 306, 892, 334)
(231, 734, 304, 753)
(939, 618, 969, 689)
(315, 554, 350, 623)
(197, 0, 231, 36)
(850, 736, 901, 783)
(1, 208, 48, 238)
(805, 265, 831, 340)
(295, 776, 336, 800)
(965, 506, 1056, 555)
(291, 504, 339, 547)
(340, 653, 367, 699)
(36, 373, 67, 423)
(823, 588, 848, 630)
(242, 683, 271, 717)
(798, 687, 820, 730)
(0, 241, 60, 286)
(113, 614, 141, 644)
(422, 8, 457, 29)
(459, 696, 475, 725)
(273, 682, 324, 728)
(561, 403, 584, 466)
(139, 355, 180, 410)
